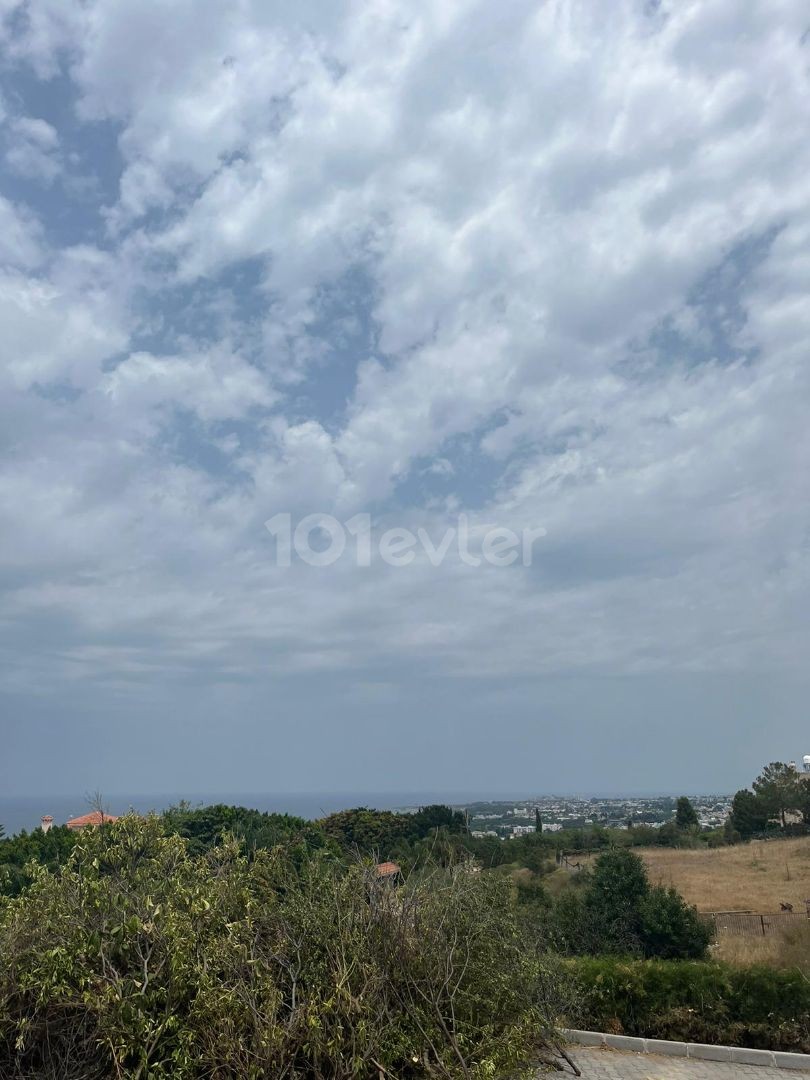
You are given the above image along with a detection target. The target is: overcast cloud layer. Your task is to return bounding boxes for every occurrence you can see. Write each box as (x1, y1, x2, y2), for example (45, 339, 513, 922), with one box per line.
(1, 1, 809, 798)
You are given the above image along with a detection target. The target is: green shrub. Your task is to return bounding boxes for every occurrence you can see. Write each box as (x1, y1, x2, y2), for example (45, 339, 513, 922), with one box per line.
(0, 815, 566, 1079)
(568, 956, 810, 1052)
(0, 825, 77, 897)
(639, 886, 713, 959)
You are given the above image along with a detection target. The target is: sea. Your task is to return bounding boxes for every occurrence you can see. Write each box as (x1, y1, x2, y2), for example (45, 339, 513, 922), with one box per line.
(0, 791, 492, 837)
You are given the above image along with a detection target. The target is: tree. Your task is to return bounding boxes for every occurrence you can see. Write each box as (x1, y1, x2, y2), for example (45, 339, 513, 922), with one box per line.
(409, 803, 468, 836)
(655, 822, 682, 848)
(583, 848, 649, 953)
(0, 825, 77, 897)
(639, 885, 712, 959)
(162, 803, 329, 861)
(542, 848, 709, 961)
(752, 762, 803, 828)
(728, 788, 769, 840)
(675, 797, 699, 830)
(535, 807, 543, 834)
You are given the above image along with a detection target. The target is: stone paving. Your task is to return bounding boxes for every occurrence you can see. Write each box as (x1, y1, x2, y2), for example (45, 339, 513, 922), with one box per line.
(559, 1046, 810, 1079)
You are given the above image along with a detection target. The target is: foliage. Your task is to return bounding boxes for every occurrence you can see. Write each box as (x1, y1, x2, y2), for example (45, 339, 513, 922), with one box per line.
(713, 919, 810, 972)
(319, 804, 467, 859)
(728, 788, 770, 840)
(319, 806, 414, 853)
(674, 797, 699, 830)
(0, 825, 76, 897)
(638, 886, 712, 960)
(752, 762, 804, 828)
(410, 803, 468, 836)
(581, 848, 647, 954)
(0, 814, 565, 1079)
(536, 849, 710, 961)
(568, 955, 810, 1052)
(161, 802, 330, 862)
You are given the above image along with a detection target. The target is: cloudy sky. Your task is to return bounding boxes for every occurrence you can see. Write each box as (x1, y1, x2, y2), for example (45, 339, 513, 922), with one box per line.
(1, 1, 809, 800)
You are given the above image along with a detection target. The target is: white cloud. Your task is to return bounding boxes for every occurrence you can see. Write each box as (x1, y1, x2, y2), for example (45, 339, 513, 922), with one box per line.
(0, 247, 128, 390)
(0, 0, 808, 700)
(5, 115, 61, 181)
(103, 348, 277, 426)
(0, 194, 44, 268)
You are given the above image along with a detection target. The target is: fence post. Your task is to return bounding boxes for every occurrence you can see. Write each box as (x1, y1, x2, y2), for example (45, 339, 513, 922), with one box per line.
(760, 914, 766, 936)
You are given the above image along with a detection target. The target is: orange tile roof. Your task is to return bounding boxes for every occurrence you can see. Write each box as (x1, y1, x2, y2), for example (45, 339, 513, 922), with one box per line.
(66, 810, 119, 830)
(375, 861, 401, 877)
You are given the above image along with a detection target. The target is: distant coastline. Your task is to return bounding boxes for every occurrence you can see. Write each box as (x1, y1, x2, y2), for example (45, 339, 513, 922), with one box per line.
(0, 792, 484, 836)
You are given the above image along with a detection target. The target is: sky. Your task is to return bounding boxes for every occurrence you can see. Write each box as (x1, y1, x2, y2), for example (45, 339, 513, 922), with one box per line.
(1, 0, 809, 800)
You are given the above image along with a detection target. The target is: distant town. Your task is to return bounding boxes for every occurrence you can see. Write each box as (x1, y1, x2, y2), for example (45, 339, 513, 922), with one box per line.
(454, 794, 733, 839)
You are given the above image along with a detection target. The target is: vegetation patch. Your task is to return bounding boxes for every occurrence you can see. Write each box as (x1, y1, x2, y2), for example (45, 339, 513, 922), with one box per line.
(0, 815, 567, 1079)
(568, 955, 810, 1052)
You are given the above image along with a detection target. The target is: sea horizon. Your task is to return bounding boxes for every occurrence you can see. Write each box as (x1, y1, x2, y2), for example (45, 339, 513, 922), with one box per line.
(0, 791, 491, 836)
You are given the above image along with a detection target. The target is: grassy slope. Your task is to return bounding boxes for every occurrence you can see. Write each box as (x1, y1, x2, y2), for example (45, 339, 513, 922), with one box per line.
(629, 837, 810, 913)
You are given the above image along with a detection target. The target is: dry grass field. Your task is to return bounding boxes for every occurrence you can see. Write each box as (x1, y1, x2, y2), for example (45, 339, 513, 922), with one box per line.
(713, 922, 810, 970)
(582, 837, 810, 913)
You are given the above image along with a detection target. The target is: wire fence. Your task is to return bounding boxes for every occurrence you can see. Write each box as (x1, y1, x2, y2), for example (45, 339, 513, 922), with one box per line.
(701, 910, 810, 937)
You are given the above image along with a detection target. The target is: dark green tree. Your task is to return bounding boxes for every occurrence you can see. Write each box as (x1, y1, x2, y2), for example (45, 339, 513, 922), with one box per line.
(639, 885, 712, 959)
(0, 825, 77, 897)
(583, 848, 648, 952)
(162, 803, 329, 862)
(319, 807, 412, 854)
(728, 788, 769, 840)
(535, 807, 543, 834)
(752, 762, 803, 828)
(675, 797, 699, 829)
(409, 804, 468, 836)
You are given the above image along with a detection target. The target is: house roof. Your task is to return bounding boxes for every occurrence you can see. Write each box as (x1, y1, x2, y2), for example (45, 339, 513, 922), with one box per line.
(66, 810, 119, 830)
(375, 861, 401, 877)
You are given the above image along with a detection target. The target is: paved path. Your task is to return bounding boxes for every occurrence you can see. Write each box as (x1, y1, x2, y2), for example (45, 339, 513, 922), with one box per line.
(562, 1046, 809, 1079)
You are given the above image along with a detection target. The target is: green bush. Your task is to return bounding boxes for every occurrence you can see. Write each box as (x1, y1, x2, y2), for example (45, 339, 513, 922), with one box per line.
(0, 815, 566, 1079)
(536, 849, 710, 961)
(568, 956, 810, 1052)
(639, 886, 713, 959)
(0, 825, 77, 897)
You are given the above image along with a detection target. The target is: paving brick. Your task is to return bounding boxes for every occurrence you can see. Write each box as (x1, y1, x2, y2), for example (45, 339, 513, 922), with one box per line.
(559, 1045, 810, 1078)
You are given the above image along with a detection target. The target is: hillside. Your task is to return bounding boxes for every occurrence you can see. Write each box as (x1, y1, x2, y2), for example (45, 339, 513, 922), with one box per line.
(624, 838, 810, 913)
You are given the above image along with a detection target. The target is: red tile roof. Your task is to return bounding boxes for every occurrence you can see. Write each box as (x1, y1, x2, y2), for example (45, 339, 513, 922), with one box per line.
(66, 810, 119, 830)
(375, 861, 401, 877)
